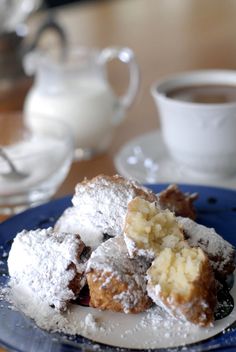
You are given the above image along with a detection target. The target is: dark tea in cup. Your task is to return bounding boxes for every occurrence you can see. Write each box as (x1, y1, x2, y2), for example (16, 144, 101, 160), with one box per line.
(166, 84, 236, 104)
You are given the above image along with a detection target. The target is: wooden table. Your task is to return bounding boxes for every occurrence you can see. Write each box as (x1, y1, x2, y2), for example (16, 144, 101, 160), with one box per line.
(24, 0, 236, 203)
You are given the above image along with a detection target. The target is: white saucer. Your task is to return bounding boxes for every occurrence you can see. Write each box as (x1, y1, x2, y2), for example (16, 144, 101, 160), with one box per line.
(114, 130, 236, 189)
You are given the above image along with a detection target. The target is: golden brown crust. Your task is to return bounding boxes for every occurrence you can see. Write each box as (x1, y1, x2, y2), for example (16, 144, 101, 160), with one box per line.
(87, 270, 152, 314)
(159, 184, 198, 220)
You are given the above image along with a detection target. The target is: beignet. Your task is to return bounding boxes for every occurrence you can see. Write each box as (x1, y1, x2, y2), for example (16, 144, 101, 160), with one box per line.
(54, 207, 104, 250)
(124, 197, 187, 259)
(71, 174, 157, 238)
(158, 184, 198, 220)
(86, 236, 151, 313)
(147, 247, 216, 327)
(8, 227, 91, 311)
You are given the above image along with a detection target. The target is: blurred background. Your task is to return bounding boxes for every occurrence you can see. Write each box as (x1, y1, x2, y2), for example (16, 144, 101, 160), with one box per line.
(2, 0, 236, 143)
(1, 0, 236, 217)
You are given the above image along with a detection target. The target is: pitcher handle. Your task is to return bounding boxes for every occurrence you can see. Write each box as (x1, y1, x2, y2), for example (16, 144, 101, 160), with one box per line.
(99, 46, 140, 124)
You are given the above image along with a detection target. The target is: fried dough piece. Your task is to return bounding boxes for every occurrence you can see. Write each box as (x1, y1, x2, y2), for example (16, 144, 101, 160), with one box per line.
(86, 236, 152, 313)
(123, 197, 217, 326)
(8, 227, 91, 311)
(158, 184, 198, 220)
(72, 174, 157, 238)
(147, 247, 216, 327)
(124, 197, 187, 259)
(54, 207, 104, 250)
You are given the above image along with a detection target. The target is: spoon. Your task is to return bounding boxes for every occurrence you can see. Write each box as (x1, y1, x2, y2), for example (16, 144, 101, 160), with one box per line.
(0, 147, 28, 180)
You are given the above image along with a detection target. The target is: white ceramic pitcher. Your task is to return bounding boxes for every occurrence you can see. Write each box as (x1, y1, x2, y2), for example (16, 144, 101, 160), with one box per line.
(23, 46, 139, 159)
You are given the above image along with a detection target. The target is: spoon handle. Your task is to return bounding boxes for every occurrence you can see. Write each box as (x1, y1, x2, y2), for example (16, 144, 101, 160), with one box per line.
(0, 147, 18, 173)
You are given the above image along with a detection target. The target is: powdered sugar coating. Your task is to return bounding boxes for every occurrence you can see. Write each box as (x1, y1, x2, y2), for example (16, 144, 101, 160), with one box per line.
(124, 233, 156, 259)
(54, 207, 104, 250)
(72, 175, 157, 238)
(8, 227, 88, 311)
(86, 236, 151, 313)
(147, 283, 175, 318)
(87, 236, 150, 280)
(147, 282, 212, 325)
(177, 216, 236, 279)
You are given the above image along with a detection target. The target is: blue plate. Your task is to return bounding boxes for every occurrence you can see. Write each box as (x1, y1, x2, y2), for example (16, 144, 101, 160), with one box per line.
(0, 184, 236, 352)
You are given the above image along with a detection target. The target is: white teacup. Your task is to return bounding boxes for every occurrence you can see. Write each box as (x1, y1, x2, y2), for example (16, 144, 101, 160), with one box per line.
(151, 70, 236, 178)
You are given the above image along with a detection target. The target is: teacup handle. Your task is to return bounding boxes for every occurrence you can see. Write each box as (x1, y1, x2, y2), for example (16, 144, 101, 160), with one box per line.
(99, 46, 140, 124)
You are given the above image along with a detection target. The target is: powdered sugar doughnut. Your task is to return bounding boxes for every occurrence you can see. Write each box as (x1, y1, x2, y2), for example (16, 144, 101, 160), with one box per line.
(8, 227, 91, 311)
(147, 247, 216, 327)
(72, 174, 157, 238)
(86, 236, 152, 314)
